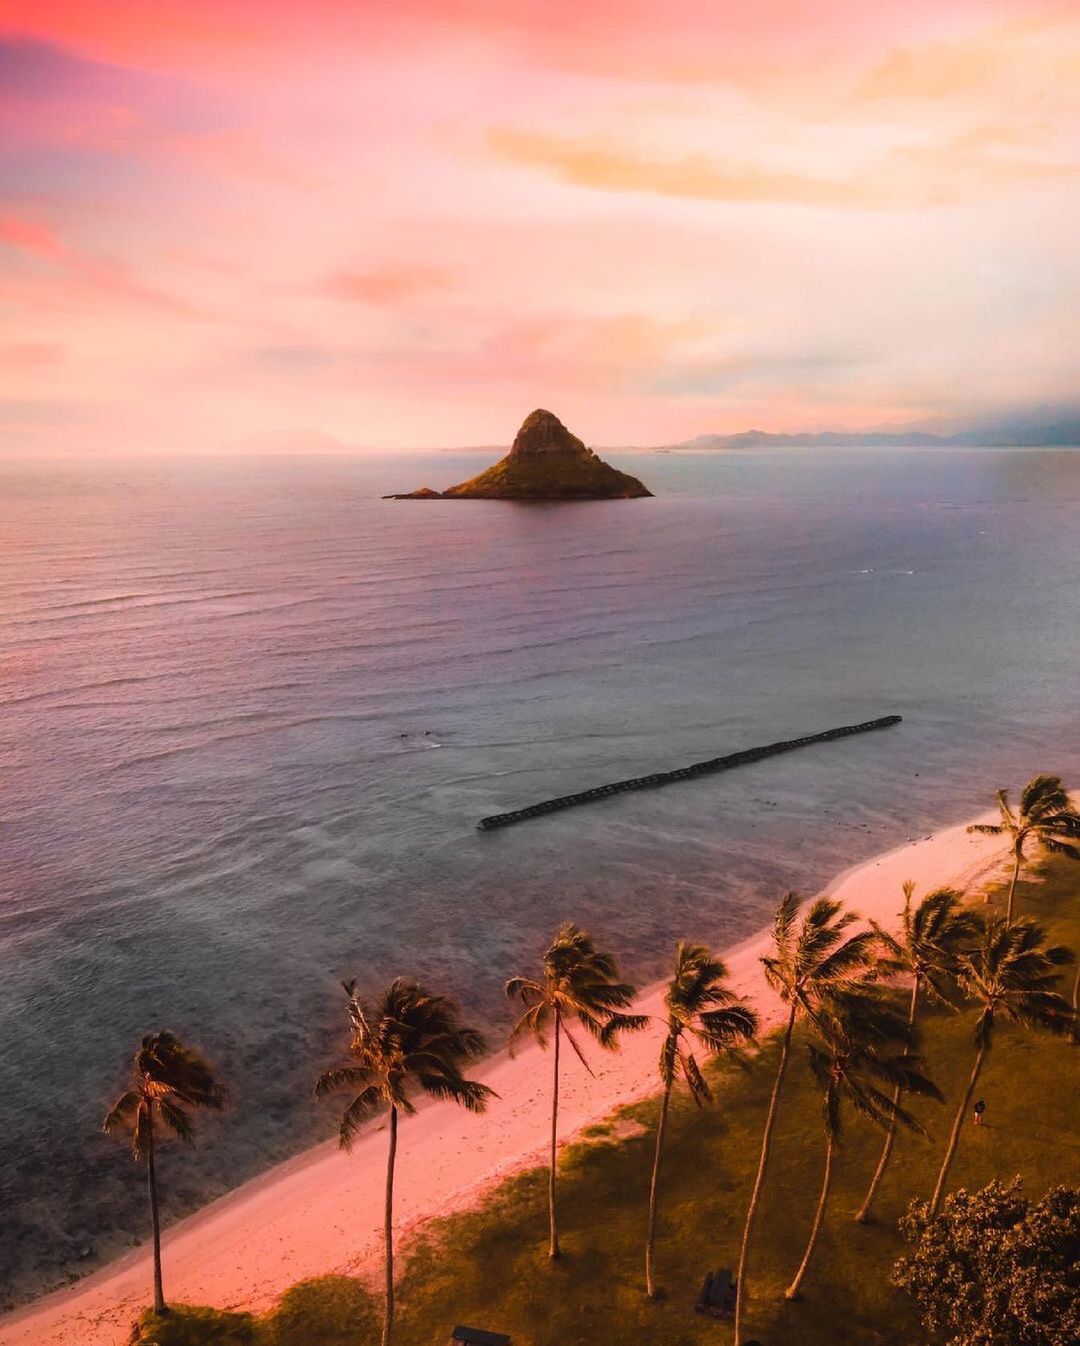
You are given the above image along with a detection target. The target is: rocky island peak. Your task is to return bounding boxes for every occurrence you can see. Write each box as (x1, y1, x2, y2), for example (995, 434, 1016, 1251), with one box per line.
(384, 409, 652, 501)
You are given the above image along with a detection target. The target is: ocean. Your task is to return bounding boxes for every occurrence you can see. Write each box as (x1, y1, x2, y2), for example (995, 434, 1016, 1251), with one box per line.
(2, 445, 1079, 1305)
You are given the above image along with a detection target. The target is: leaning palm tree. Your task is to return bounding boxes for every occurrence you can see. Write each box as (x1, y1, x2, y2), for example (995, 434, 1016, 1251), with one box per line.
(102, 1030, 227, 1315)
(854, 882, 979, 1223)
(506, 922, 647, 1260)
(733, 894, 887, 1345)
(314, 978, 494, 1346)
(786, 988, 940, 1299)
(968, 774, 1080, 922)
(644, 943, 758, 1298)
(928, 919, 1074, 1216)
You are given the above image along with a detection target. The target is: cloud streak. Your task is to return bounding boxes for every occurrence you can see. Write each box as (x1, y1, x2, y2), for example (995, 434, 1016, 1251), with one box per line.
(491, 119, 1077, 210)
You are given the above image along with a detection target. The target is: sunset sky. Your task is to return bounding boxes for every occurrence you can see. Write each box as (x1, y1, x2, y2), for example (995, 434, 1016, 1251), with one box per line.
(2, 0, 1078, 453)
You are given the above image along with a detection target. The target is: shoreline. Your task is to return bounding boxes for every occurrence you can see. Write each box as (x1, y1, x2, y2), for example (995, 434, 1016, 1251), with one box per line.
(0, 811, 1007, 1346)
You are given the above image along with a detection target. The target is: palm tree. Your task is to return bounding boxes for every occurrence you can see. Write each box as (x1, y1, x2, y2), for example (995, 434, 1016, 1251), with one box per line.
(854, 882, 978, 1223)
(732, 893, 886, 1346)
(102, 1030, 227, 1315)
(506, 922, 647, 1260)
(644, 943, 757, 1299)
(967, 774, 1080, 922)
(928, 919, 1073, 1216)
(314, 978, 494, 1346)
(785, 988, 940, 1300)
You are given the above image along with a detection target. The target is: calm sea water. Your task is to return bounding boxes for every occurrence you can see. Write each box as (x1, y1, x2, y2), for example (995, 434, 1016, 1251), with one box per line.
(2, 446, 1079, 1305)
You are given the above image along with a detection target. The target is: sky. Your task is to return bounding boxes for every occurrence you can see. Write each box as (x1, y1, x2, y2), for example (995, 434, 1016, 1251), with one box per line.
(1, 0, 1078, 453)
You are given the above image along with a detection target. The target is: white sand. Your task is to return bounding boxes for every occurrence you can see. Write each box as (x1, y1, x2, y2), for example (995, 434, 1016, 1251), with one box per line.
(0, 813, 1006, 1346)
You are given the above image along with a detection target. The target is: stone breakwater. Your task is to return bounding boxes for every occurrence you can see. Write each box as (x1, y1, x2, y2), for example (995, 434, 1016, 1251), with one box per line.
(477, 715, 903, 830)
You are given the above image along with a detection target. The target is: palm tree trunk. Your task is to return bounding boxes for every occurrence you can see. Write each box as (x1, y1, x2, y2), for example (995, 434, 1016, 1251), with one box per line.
(1003, 849, 1022, 921)
(382, 1105, 398, 1346)
(644, 1075, 673, 1298)
(855, 974, 920, 1223)
(146, 1109, 166, 1314)
(549, 1005, 561, 1260)
(734, 1004, 796, 1346)
(785, 1132, 834, 1300)
(929, 1044, 985, 1216)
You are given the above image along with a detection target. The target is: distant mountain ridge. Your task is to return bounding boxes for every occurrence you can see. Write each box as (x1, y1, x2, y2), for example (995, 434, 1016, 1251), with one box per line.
(671, 421, 1080, 450)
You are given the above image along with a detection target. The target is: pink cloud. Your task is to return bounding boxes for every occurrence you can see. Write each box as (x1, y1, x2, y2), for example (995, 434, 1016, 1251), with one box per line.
(326, 264, 453, 306)
(0, 210, 209, 317)
(0, 341, 67, 368)
(0, 214, 67, 259)
(10, 2, 1049, 78)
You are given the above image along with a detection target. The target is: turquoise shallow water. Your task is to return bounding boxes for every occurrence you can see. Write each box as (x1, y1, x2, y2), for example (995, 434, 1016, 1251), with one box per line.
(2, 446, 1079, 1304)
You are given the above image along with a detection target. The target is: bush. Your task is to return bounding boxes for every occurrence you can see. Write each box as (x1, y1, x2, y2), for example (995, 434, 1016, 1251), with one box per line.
(893, 1179, 1080, 1346)
(260, 1276, 380, 1346)
(131, 1278, 380, 1346)
(132, 1305, 256, 1345)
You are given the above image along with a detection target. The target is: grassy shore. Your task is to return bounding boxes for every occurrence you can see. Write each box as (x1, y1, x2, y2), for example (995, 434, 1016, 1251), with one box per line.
(134, 857, 1080, 1345)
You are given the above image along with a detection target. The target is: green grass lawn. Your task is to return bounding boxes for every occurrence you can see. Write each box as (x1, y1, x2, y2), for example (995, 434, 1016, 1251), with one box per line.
(137, 860, 1080, 1346)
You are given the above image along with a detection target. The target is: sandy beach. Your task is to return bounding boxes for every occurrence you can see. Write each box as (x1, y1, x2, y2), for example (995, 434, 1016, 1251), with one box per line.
(0, 812, 1007, 1346)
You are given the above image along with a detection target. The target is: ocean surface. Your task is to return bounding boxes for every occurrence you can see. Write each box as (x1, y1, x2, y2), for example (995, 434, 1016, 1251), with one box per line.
(2, 445, 1080, 1306)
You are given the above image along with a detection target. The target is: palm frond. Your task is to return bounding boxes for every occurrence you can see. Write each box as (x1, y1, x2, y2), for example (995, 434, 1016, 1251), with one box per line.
(658, 1032, 679, 1088)
(761, 954, 787, 998)
(597, 1011, 649, 1049)
(102, 1089, 141, 1134)
(796, 898, 854, 973)
(869, 919, 903, 960)
(313, 1065, 372, 1099)
(560, 1022, 595, 1075)
(846, 1074, 924, 1136)
(995, 787, 1017, 829)
(1019, 774, 1068, 820)
(772, 891, 802, 958)
(132, 1101, 151, 1161)
(572, 1007, 604, 1042)
(815, 928, 887, 982)
(157, 1097, 195, 1145)
(1042, 838, 1080, 862)
(696, 1003, 759, 1051)
(507, 1000, 550, 1055)
(416, 1074, 495, 1113)
(504, 975, 544, 1004)
(337, 1085, 383, 1150)
(679, 1049, 712, 1107)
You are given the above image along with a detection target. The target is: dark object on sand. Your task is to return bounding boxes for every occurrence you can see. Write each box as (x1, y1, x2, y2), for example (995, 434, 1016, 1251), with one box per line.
(478, 715, 903, 830)
(450, 1329, 512, 1345)
(695, 1268, 737, 1317)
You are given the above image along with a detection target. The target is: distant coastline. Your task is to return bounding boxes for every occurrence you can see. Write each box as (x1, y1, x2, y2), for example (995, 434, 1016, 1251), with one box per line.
(659, 421, 1080, 451)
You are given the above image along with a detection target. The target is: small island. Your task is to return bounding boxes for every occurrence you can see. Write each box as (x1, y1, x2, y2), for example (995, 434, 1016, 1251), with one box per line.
(384, 409, 653, 500)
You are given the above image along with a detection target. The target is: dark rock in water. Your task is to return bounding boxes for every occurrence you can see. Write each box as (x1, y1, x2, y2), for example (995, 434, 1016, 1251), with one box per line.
(384, 409, 652, 501)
